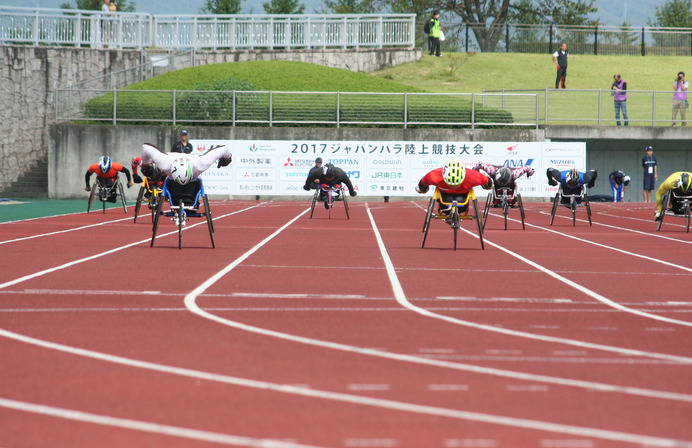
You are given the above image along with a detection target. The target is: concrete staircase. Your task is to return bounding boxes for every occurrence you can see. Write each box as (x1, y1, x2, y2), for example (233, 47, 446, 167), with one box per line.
(0, 159, 48, 198)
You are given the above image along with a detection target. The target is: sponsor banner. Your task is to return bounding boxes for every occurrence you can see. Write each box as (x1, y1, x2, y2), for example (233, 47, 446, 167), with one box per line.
(191, 140, 585, 197)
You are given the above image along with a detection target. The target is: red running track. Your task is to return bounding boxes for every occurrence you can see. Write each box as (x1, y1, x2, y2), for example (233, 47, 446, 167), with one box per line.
(1, 199, 691, 448)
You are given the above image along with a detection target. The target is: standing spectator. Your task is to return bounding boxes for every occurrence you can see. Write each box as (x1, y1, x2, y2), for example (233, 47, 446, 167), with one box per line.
(307, 157, 323, 189)
(109, 1, 117, 14)
(672, 71, 688, 126)
(611, 74, 628, 126)
(642, 145, 658, 203)
(171, 130, 193, 154)
(552, 43, 568, 89)
(427, 11, 441, 57)
(608, 170, 630, 202)
(101, 0, 111, 45)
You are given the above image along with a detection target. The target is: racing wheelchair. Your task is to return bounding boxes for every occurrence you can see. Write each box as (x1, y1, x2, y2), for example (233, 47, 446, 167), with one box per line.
(549, 185, 592, 227)
(87, 176, 127, 214)
(421, 189, 484, 251)
(657, 190, 692, 233)
(309, 183, 350, 219)
(482, 185, 526, 230)
(133, 175, 164, 223)
(151, 178, 215, 249)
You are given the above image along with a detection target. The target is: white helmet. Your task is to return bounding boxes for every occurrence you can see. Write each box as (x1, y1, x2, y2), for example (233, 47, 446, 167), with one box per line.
(98, 156, 112, 174)
(170, 158, 193, 185)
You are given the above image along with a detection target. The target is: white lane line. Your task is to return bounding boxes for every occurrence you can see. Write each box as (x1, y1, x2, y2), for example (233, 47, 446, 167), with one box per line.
(416, 204, 692, 327)
(0, 397, 323, 448)
(0, 217, 132, 245)
(368, 203, 692, 361)
(0, 204, 263, 291)
(0, 329, 690, 448)
(177, 206, 692, 402)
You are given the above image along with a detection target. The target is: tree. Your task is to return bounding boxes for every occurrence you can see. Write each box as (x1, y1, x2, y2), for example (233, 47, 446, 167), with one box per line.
(199, 0, 243, 14)
(438, 0, 598, 52)
(648, 0, 692, 27)
(60, 0, 136, 12)
(263, 0, 306, 14)
(320, 0, 377, 13)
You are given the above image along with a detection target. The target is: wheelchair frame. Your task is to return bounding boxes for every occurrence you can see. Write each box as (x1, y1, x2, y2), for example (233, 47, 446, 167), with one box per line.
(151, 178, 215, 249)
(133, 176, 163, 224)
(549, 185, 592, 227)
(482, 186, 525, 231)
(657, 190, 692, 233)
(421, 189, 484, 251)
(309, 183, 350, 220)
(87, 175, 127, 214)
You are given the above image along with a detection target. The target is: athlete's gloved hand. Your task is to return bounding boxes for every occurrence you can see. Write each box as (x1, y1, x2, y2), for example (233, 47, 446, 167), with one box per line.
(415, 184, 429, 194)
(350, 190, 357, 197)
(548, 179, 558, 187)
(133, 174, 143, 184)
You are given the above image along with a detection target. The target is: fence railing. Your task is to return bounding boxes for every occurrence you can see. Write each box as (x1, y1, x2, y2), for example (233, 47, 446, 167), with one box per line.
(54, 89, 540, 129)
(484, 88, 692, 126)
(0, 6, 415, 50)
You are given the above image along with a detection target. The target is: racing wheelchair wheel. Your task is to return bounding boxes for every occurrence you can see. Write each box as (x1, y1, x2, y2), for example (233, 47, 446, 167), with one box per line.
(118, 181, 128, 213)
(482, 192, 492, 230)
(451, 203, 460, 251)
(203, 194, 216, 248)
(177, 200, 185, 250)
(87, 183, 97, 213)
(133, 185, 146, 223)
(685, 200, 691, 233)
(150, 193, 165, 247)
(473, 196, 485, 250)
(502, 196, 509, 230)
(421, 197, 435, 248)
(584, 194, 592, 226)
(570, 196, 577, 227)
(549, 192, 560, 226)
(517, 193, 526, 230)
(309, 189, 318, 219)
(657, 192, 669, 232)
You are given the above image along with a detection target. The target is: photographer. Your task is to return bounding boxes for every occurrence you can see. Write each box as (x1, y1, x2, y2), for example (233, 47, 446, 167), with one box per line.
(611, 74, 628, 126)
(672, 71, 688, 127)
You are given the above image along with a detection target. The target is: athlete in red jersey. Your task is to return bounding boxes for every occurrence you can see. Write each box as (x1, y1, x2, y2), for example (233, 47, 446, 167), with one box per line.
(84, 156, 133, 203)
(416, 158, 492, 212)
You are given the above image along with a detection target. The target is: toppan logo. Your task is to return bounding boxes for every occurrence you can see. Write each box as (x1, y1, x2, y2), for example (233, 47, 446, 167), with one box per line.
(328, 159, 359, 165)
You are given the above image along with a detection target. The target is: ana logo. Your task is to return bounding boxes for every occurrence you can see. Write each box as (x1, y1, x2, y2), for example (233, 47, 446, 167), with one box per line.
(249, 144, 258, 153)
(284, 157, 294, 167)
(507, 144, 519, 152)
(196, 144, 206, 152)
(503, 158, 534, 168)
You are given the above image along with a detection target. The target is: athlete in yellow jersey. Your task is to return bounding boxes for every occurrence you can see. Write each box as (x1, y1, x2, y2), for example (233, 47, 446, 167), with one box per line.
(654, 171, 692, 221)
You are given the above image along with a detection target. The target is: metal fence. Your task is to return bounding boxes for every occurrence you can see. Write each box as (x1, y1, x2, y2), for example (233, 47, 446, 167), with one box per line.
(55, 89, 540, 129)
(438, 23, 692, 56)
(484, 88, 692, 126)
(0, 6, 415, 50)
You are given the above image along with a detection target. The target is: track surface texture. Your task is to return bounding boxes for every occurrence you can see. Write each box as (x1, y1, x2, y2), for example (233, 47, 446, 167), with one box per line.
(1, 199, 691, 448)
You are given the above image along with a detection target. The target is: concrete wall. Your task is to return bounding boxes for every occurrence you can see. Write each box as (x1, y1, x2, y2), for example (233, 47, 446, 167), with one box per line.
(1, 44, 420, 193)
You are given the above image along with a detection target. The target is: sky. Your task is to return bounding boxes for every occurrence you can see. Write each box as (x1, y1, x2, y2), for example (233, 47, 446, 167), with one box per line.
(0, 0, 666, 26)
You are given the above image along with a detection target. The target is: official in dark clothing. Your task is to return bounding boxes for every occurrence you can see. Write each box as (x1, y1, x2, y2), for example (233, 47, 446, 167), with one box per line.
(552, 43, 568, 89)
(171, 129, 193, 154)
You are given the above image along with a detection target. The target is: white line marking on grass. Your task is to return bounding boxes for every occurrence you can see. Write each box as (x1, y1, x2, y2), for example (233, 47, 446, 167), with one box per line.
(1, 329, 691, 447)
(0, 204, 262, 290)
(0, 397, 324, 448)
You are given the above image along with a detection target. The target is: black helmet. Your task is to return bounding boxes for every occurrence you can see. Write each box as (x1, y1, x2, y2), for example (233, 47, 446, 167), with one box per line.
(494, 167, 512, 187)
(324, 163, 337, 179)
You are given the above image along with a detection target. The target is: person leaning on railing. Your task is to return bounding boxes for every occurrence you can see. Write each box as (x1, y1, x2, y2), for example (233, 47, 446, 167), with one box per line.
(611, 74, 628, 126)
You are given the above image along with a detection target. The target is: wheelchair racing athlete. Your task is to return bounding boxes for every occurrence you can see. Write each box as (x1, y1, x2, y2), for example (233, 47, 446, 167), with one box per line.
(546, 167, 598, 204)
(415, 158, 492, 212)
(303, 162, 358, 209)
(84, 156, 134, 201)
(131, 157, 166, 188)
(474, 162, 534, 205)
(139, 143, 232, 186)
(654, 171, 692, 221)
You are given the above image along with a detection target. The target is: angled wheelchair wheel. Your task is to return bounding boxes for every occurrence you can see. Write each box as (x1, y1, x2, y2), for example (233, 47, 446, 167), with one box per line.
(178, 200, 185, 250)
(327, 191, 333, 220)
(549, 193, 560, 226)
(87, 183, 97, 213)
(343, 195, 350, 220)
(133, 186, 145, 223)
(203, 195, 216, 248)
(482, 192, 492, 230)
(309, 189, 318, 219)
(119, 181, 128, 213)
(502, 197, 509, 230)
(150, 194, 165, 247)
(570, 196, 577, 227)
(473, 197, 485, 250)
(150, 193, 159, 223)
(584, 194, 592, 226)
(657, 192, 668, 232)
(517, 193, 526, 230)
(421, 198, 435, 248)
(685, 200, 691, 233)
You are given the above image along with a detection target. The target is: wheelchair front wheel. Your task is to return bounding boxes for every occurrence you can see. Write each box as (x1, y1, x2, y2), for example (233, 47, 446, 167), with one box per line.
(549, 193, 559, 226)
(517, 194, 526, 230)
(421, 198, 435, 249)
(87, 183, 97, 213)
(570, 196, 576, 227)
(584, 194, 592, 226)
(133, 186, 145, 223)
(473, 197, 485, 250)
(482, 192, 492, 230)
(451, 206, 460, 251)
(685, 200, 691, 233)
